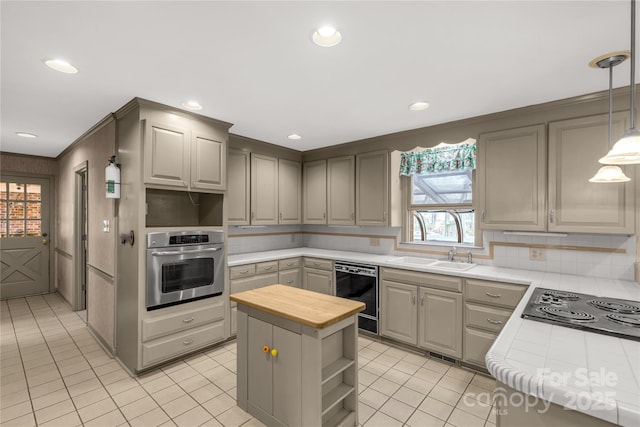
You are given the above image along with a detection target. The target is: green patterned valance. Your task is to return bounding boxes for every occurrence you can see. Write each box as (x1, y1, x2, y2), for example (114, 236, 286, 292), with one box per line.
(400, 139, 476, 176)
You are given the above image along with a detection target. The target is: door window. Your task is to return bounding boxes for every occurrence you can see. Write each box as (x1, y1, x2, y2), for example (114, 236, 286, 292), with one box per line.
(0, 181, 42, 237)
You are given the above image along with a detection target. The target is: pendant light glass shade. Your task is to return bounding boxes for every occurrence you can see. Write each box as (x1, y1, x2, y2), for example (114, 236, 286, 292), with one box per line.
(598, 128, 640, 164)
(589, 165, 631, 182)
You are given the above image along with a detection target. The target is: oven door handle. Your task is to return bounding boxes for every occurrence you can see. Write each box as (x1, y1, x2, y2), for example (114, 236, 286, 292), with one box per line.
(152, 247, 222, 256)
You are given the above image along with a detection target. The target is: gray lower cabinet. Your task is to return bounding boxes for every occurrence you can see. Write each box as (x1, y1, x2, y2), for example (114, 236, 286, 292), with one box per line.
(380, 268, 462, 358)
(463, 279, 526, 368)
(279, 268, 301, 287)
(303, 257, 333, 295)
(140, 298, 226, 369)
(247, 317, 302, 426)
(229, 263, 280, 336)
(380, 280, 418, 345)
(418, 287, 462, 359)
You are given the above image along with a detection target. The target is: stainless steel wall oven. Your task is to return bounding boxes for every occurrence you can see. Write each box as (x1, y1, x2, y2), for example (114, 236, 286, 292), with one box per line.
(146, 230, 224, 310)
(334, 261, 379, 334)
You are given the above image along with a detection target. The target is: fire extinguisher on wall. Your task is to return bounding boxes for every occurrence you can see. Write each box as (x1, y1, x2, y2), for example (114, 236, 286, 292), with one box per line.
(105, 155, 121, 199)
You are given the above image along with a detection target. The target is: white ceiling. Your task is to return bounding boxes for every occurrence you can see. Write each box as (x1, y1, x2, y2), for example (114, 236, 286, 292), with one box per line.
(1, 1, 637, 158)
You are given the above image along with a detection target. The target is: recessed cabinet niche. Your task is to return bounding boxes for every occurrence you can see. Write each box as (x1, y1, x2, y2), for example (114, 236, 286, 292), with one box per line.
(145, 189, 223, 227)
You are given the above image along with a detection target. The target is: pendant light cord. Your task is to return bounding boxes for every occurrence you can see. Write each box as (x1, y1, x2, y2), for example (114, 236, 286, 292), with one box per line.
(609, 65, 613, 147)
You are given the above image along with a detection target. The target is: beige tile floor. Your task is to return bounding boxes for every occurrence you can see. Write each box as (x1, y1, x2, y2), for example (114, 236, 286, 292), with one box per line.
(1, 293, 498, 427)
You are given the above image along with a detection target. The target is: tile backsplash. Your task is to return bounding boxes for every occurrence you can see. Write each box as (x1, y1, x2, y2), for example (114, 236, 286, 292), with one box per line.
(229, 225, 638, 281)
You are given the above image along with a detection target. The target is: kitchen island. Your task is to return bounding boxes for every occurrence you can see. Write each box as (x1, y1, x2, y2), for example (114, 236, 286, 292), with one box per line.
(231, 284, 365, 427)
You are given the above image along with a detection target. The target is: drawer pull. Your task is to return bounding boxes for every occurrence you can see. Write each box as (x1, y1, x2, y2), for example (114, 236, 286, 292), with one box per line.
(239, 270, 249, 274)
(183, 339, 194, 346)
(182, 317, 194, 324)
(263, 266, 273, 271)
(487, 319, 503, 325)
(286, 280, 293, 284)
(286, 262, 294, 266)
(313, 262, 320, 266)
(486, 292, 501, 298)
(412, 295, 416, 305)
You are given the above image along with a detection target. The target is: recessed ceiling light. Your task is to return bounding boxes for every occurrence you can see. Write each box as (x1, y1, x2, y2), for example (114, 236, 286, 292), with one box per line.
(44, 59, 78, 74)
(409, 101, 430, 111)
(288, 134, 302, 140)
(312, 26, 342, 47)
(16, 132, 37, 138)
(182, 101, 203, 110)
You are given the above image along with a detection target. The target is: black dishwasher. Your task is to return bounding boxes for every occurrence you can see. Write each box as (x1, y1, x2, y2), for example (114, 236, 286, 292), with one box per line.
(334, 261, 379, 334)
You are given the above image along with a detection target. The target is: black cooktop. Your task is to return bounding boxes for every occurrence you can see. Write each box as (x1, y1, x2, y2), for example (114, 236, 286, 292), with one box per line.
(521, 288, 640, 341)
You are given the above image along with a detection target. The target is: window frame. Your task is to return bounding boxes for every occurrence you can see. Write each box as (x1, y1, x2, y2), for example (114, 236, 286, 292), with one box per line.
(402, 169, 480, 247)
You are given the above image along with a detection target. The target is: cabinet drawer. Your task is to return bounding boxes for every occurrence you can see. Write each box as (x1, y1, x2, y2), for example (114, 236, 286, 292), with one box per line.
(142, 301, 225, 342)
(230, 264, 256, 279)
(381, 267, 462, 292)
(256, 261, 278, 274)
(303, 257, 333, 271)
(463, 327, 497, 368)
(466, 279, 526, 309)
(142, 322, 225, 367)
(278, 257, 301, 270)
(278, 268, 301, 287)
(465, 303, 512, 333)
(230, 272, 279, 295)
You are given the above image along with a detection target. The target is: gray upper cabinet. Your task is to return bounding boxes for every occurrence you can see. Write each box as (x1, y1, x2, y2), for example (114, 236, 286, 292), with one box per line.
(250, 153, 279, 225)
(303, 160, 327, 224)
(478, 124, 547, 231)
(144, 120, 190, 188)
(144, 119, 227, 192)
(228, 149, 250, 225)
(356, 150, 389, 226)
(278, 159, 302, 224)
(191, 132, 226, 191)
(327, 156, 356, 225)
(548, 112, 635, 234)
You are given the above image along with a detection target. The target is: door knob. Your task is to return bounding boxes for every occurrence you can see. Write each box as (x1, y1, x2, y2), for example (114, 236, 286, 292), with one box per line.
(42, 232, 48, 237)
(42, 239, 48, 245)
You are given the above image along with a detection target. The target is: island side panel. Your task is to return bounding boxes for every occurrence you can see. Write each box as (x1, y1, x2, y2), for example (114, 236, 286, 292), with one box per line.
(237, 308, 248, 411)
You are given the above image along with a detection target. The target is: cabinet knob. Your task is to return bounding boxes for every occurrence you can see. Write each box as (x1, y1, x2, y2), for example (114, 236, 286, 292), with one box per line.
(262, 345, 270, 353)
(412, 294, 416, 305)
(271, 348, 278, 357)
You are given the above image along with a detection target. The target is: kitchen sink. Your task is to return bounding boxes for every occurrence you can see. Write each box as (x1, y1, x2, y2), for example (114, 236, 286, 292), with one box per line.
(389, 256, 437, 266)
(429, 260, 476, 271)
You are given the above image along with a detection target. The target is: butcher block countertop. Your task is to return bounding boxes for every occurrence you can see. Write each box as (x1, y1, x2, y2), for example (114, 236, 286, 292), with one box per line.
(230, 284, 365, 329)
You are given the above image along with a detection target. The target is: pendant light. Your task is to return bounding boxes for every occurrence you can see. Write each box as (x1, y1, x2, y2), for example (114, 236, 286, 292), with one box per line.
(599, 0, 640, 165)
(589, 53, 631, 183)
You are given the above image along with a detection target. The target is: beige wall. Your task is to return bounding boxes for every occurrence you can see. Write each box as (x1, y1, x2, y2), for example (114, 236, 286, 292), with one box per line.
(56, 117, 117, 351)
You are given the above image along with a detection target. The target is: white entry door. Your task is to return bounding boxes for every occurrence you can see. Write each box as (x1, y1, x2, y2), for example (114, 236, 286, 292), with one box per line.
(0, 177, 51, 299)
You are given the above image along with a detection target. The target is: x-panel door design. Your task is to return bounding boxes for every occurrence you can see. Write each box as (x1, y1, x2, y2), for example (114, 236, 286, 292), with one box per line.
(0, 176, 51, 299)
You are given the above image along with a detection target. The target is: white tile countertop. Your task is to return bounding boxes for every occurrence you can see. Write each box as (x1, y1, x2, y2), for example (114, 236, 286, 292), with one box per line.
(228, 248, 640, 426)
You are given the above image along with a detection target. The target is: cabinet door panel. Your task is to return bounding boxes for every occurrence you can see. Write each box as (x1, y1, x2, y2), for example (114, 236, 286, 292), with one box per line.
(228, 149, 250, 225)
(356, 150, 389, 226)
(251, 154, 279, 225)
(419, 288, 462, 358)
(191, 133, 225, 190)
(463, 327, 496, 368)
(278, 159, 302, 224)
(144, 121, 189, 187)
(303, 268, 332, 295)
(303, 160, 327, 224)
(478, 125, 546, 231)
(273, 326, 302, 426)
(380, 280, 417, 345)
(327, 156, 355, 225)
(248, 317, 273, 414)
(548, 112, 635, 234)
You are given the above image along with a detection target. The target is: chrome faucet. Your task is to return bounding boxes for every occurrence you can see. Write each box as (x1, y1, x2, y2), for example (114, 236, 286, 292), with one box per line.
(448, 246, 457, 261)
(467, 251, 473, 264)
